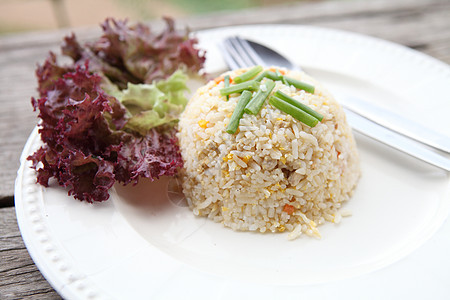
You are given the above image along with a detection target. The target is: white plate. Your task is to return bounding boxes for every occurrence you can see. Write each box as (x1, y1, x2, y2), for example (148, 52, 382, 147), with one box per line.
(15, 25, 450, 299)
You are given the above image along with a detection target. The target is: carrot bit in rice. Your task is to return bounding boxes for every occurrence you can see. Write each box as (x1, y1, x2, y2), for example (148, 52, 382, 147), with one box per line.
(177, 67, 360, 240)
(283, 204, 295, 215)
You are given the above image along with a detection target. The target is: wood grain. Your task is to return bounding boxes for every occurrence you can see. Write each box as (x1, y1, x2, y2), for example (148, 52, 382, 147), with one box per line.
(1, 0, 449, 199)
(1, 0, 449, 298)
(0, 207, 61, 299)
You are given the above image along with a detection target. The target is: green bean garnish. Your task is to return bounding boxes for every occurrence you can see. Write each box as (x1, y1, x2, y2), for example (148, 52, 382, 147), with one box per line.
(269, 96, 319, 127)
(244, 80, 276, 115)
(266, 71, 283, 81)
(254, 70, 268, 82)
(275, 70, 283, 79)
(233, 65, 263, 83)
(274, 90, 323, 121)
(283, 76, 315, 94)
(254, 70, 283, 82)
(224, 75, 230, 101)
(226, 90, 253, 134)
(220, 80, 259, 96)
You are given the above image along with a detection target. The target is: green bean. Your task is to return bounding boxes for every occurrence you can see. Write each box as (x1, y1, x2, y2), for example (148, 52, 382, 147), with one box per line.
(254, 70, 283, 82)
(274, 90, 323, 121)
(224, 75, 230, 101)
(244, 80, 275, 115)
(254, 70, 268, 82)
(220, 80, 259, 96)
(226, 90, 253, 134)
(275, 70, 283, 79)
(283, 76, 315, 94)
(266, 71, 283, 81)
(233, 65, 263, 83)
(269, 96, 319, 127)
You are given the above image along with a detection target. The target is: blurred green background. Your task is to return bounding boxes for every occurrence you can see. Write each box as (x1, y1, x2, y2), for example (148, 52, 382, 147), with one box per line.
(0, 0, 317, 34)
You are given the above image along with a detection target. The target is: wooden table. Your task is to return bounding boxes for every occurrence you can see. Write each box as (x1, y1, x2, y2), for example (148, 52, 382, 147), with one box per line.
(1, 0, 449, 298)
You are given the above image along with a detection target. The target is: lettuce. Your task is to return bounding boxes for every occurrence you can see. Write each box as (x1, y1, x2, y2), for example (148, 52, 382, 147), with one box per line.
(62, 17, 205, 88)
(119, 70, 189, 135)
(27, 18, 205, 203)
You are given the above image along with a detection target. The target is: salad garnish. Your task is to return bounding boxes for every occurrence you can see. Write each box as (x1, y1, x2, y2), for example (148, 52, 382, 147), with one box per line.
(28, 18, 206, 203)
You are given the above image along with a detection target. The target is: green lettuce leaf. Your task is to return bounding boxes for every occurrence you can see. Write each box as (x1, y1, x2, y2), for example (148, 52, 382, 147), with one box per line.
(117, 70, 189, 135)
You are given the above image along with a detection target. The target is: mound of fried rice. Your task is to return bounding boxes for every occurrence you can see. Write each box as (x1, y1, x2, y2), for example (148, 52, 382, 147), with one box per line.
(177, 67, 360, 240)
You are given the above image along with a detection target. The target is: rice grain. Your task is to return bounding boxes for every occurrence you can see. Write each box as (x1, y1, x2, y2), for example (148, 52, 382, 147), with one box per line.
(178, 67, 360, 240)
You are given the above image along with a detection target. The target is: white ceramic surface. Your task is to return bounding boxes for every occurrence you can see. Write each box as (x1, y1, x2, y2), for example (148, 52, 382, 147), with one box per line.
(15, 25, 450, 300)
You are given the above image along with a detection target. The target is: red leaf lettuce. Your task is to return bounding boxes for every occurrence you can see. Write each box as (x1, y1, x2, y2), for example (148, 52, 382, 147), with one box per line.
(27, 18, 205, 203)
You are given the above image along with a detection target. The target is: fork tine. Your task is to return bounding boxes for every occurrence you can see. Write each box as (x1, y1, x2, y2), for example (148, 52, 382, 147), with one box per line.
(222, 35, 270, 70)
(221, 41, 241, 70)
(222, 39, 249, 69)
(227, 37, 255, 68)
(233, 36, 266, 67)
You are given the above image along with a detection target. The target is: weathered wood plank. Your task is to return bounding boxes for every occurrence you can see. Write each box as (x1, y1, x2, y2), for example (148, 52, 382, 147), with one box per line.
(1, 0, 450, 297)
(1, 0, 450, 199)
(0, 207, 61, 299)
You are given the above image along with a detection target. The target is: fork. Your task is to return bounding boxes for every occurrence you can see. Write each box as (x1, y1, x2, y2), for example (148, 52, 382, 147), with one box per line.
(220, 36, 450, 171)
(222, 36, 267, 70)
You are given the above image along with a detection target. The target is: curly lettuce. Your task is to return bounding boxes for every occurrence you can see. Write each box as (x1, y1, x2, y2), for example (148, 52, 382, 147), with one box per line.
(119, 70, 189, 135)
(27, 18, 205, 203)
